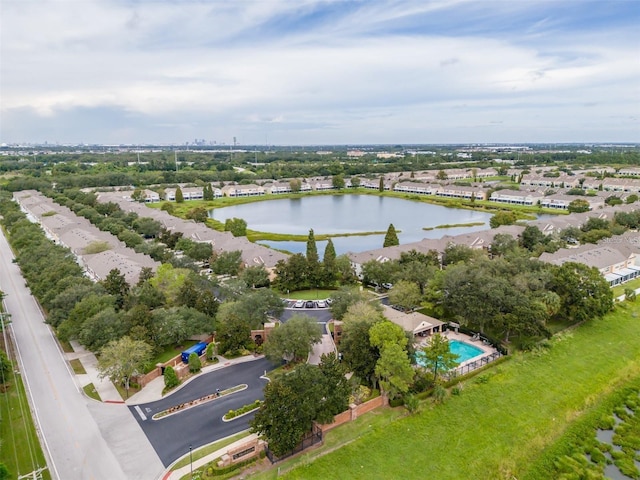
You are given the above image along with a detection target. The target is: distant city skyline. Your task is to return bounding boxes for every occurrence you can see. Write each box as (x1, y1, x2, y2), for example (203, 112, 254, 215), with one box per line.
(1, 1, 639, 145)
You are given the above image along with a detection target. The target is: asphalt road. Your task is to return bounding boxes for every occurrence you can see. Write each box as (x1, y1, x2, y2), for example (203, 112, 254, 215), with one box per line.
(130, 357, 275, 466)
(0, 226, 163, 480)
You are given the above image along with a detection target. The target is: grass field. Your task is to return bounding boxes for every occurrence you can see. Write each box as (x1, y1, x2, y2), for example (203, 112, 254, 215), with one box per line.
(612, 277, 640, 298)
(246, 301, 640, 480)
(0, 357, 51, 479)
(69, 358, 86, 374)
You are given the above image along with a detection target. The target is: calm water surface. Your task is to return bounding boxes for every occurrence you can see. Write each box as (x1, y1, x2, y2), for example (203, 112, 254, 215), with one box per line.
(209, 195, 495, 255)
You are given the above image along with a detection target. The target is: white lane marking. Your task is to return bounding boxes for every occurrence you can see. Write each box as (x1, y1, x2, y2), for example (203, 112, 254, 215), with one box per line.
(134, 405, 147, 421)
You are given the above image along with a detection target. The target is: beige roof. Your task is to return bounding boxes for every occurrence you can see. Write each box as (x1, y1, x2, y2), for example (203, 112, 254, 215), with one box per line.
(382, 305, 444, 335)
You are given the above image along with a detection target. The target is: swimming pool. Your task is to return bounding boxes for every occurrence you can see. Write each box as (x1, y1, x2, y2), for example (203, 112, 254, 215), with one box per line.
(416, 339, 484, 367)
(449, 340, 484, 363)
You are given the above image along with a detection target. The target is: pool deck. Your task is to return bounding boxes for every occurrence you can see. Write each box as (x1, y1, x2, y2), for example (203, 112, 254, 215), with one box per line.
(418, 330, 499, 370)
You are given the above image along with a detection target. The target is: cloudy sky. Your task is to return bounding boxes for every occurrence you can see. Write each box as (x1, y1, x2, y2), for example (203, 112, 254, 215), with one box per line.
(1, 0, 639, 145)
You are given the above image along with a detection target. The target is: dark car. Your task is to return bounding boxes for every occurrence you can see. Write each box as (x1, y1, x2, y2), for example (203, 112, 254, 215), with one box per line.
(305, 301, 315, 308)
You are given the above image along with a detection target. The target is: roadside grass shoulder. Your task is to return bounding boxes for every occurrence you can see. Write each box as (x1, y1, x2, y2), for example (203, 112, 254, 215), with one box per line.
(266, 302, 640, 479)
(69, 358, 86, 374)
(83, 383, 101, 401)
(0, 359, 50, 479)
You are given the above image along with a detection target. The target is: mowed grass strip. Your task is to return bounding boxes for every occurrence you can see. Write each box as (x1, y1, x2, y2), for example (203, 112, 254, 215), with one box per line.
(274, 303, 640, 480)
(0, 366, 50, 479)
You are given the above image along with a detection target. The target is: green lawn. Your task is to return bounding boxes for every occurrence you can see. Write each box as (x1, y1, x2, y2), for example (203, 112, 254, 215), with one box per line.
(151, 340, 199, 367)
(612, 277, 640, 298)
(0, 363, 50, 479)
(83, 383, 101, 401)
(69, 358, 86, 374)
(253, 302, 640, 480)
(285, 290, 336, 300)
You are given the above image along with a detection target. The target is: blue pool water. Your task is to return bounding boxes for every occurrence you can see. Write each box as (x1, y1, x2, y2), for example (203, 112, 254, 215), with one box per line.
(449, 340, 484, 363)
(416, 340, 484, 367)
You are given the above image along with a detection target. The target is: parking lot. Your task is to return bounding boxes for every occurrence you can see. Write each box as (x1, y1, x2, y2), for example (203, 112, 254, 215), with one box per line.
(285, 298, 332, 309)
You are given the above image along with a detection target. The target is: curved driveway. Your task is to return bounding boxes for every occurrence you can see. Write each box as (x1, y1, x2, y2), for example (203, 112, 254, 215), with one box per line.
(129, 357, 274, 466)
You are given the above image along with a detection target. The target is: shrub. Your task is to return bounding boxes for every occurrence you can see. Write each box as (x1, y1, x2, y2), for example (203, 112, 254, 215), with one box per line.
(205, 342, 216, 360)
(164, 365, 180, 389)
(433, 384, 447, 404)
(188, 352, 202, 373)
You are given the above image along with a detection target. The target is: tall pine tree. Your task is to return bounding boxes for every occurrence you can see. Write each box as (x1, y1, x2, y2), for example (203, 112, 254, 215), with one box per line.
(322, 238, 337, 286)
(306, 229, 320, 287)
(383, 224, 399, 247)
(175, 186, 184, 203)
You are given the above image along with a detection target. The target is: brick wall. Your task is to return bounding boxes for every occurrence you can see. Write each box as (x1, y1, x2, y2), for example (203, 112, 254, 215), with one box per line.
(317, 394, 388, 434)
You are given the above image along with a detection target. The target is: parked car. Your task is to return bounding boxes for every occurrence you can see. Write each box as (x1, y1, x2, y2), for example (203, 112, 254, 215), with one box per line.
(316, 300, 326, 308)
(294, 300, 304, 308)
(305, 301, 315, 308)
(326, 298, 333, 305)
(382, 283, 393, 290)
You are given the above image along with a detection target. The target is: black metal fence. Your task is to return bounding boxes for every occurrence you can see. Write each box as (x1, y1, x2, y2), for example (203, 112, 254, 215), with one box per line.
(265, 424, 323, 463)
(444, 351, 503, 380)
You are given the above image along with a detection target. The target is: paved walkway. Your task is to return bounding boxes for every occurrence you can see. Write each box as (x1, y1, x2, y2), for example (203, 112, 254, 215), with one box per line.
(308, 334, 337, 365)
(67, 340, 124, 403)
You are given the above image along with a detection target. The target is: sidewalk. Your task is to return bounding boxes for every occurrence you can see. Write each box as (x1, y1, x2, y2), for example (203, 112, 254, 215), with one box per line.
(307, 334, 337, 365)
(67, 340, 124, 403)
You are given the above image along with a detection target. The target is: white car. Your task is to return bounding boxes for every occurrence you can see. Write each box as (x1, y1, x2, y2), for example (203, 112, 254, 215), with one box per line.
(316, 300, 327, 308)
(293, 300, 305, 308)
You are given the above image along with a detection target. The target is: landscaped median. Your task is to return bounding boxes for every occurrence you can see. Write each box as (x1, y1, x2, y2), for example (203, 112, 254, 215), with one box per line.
(153, 384, 247, 420)
(223, 400, 263, 422)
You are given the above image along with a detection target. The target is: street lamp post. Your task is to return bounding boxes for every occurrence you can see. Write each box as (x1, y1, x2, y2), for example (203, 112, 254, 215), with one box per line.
(189, 444, 193, 479)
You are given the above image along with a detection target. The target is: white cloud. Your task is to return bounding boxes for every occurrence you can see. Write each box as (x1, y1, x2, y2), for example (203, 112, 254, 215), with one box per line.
(1, 0, 638, 143)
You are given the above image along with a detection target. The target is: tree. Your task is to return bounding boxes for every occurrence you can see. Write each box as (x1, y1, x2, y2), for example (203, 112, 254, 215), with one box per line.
(350, 176, 361, 188)
(161, 202, 175, 214)
(361, 259, 398, 287)
(378, 177, 385, 192)
(250, 364, 323, 457)
(133, 217, 162, 238)
(164, 365, 180, 389)
(101, 268, 130, 310)
(0, 351, 11, 384)
(79, 308, 125, 351)
(387, 280, 422, 312)
(224, 217, 247, 237)
(185, 241, 213, 262)
(188, 352, 202, 373)
(97, 336, 152, 398)
(519, 225, 547, 252)
(0, 463, 11, 480)
(342, 300, 384, 325)
(626, 194, 638, 204)
(264, 315, 322, 363)
(489, 211, 517, 228)
(240, 265, 271, 288)
(211, 250, 243, 275)
(419, 334, 459, 382)
(568, 198, 590, 213)
(374, 343, 414, 399)
(551, 262, 613, 323)
(175, 186, 184, 203)
(186, 206, 208, 223)
(329, 287, 371, 321)
(436, 170, 448, 180)
(131, 188, 145, 202)
(289, 178, 302, 193)
(340, 319, 380, 388)
(369, 320, 408, 351)
(321, 238, 337, 286)
(490, 233, 519, 257)
(332, 174, 345, 189)
(203, 184, 214, 201)
(215, 303, 253, 354)
(334, 254, 358, 285)
(273, 254, 308, 292)
(316, 353, 350, 422)
(305, 228, 320, 285)
(383, 224, 399, 247)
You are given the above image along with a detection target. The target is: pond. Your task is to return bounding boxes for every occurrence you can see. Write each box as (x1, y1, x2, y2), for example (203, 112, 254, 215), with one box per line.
(209, 194, 497, 255)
